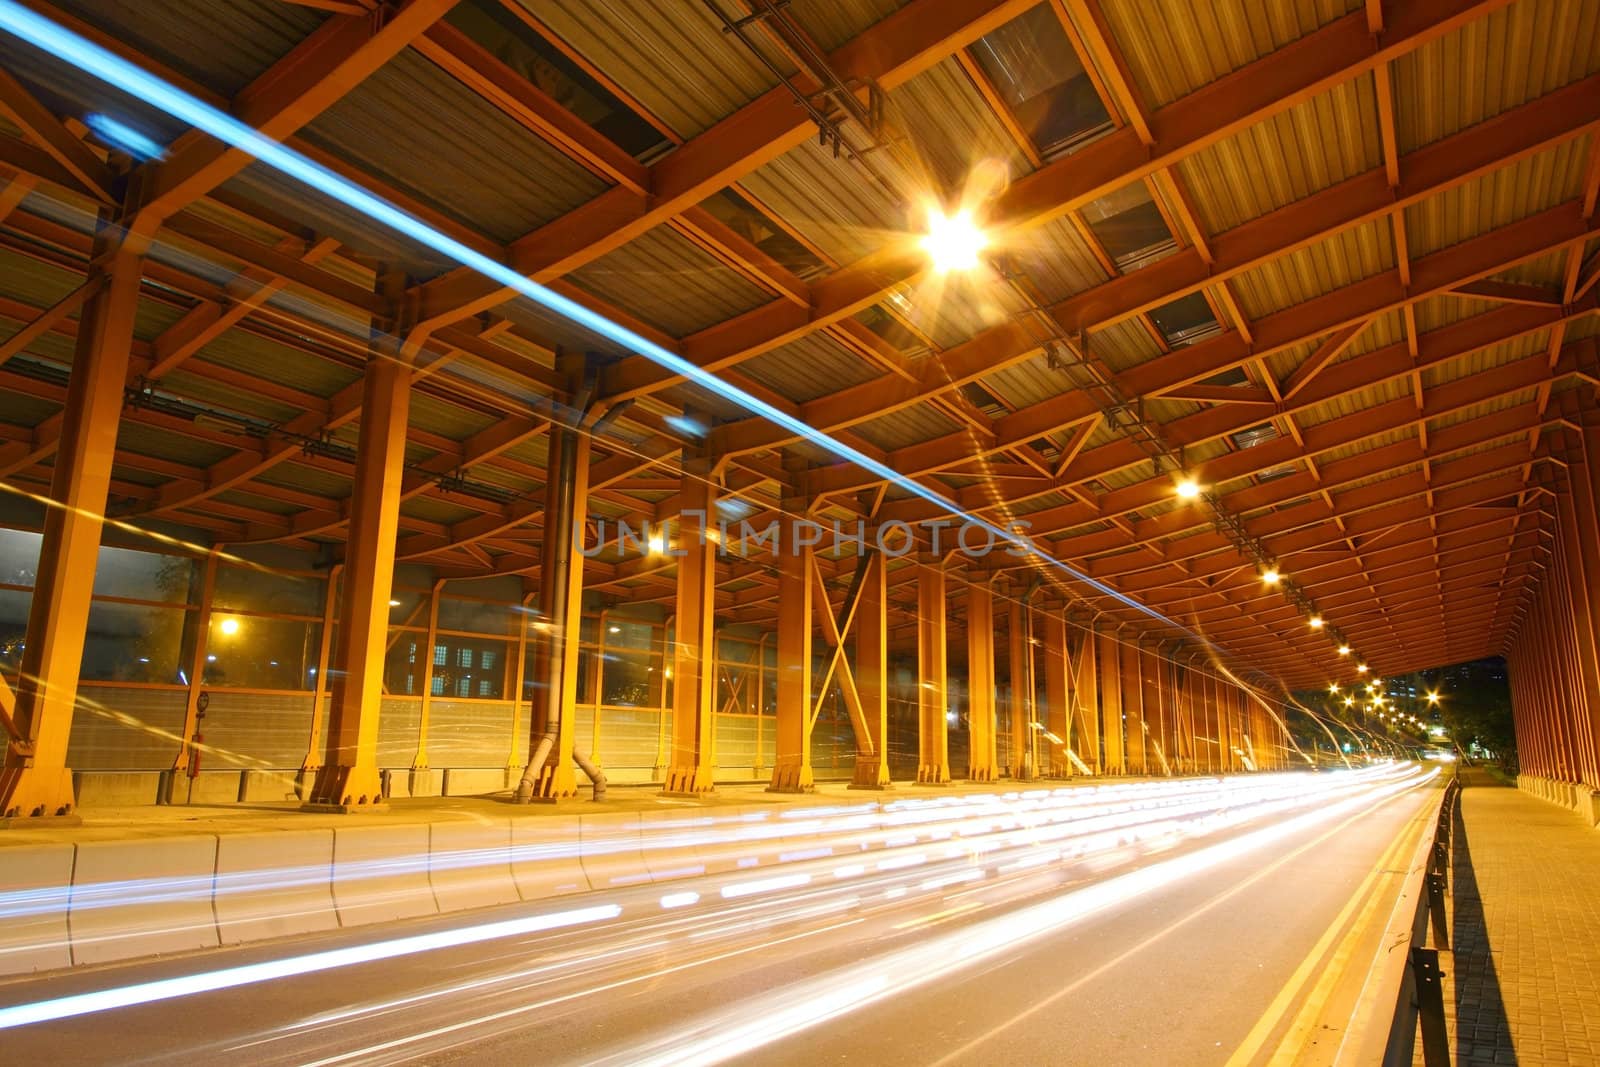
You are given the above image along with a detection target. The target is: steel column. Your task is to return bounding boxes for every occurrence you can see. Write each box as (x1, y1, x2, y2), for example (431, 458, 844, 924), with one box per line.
(966, 579, 998, 782)
(1071, 619, 1101, 774)
(1, 219, 143, 821)
(769, 510, 814, 793)
(664, 463, 718, 794)
(851, 551, 892, 788)
(1006, 593, 1033, 779)
(306, 290, 410, 810)
(1120, 637, 1147, 775)
(1097, 629, 1125, 774)
(916, 556, 950, 784)
(1042, 612, 1070, 776)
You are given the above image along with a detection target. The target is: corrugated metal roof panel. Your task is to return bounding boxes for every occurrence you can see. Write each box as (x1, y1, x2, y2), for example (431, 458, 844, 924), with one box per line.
(1402, 138, 1588, 259)
(0, 248, 79, 309)
(1423, 329, 1544, 386)
(1011, 214, 1112, 303)
(0, 391, 58, 428)
(157, 369, 304, 426)
(1428, 389, 1533, 430)
(738, 331, 880, 404)
(789, 0, 907, 50)
(740, 138, 908, 266)
(1176, 75, 1381, 235)
(402, 496, 483, 525)
(115, 422, 233, 468)
(1091, 316, 1165, 373)
(257, 460, 351, 499)
(1392, 0, 1600, 152)
(566, 224, 773, 338)
(300, 50, 608, 244)
(522, 0, 782, 139)
(850, 404, 960, 450)
(407, 391, 500, 442)
(51, 0, 323, 98)
(195, 332, 359, 399)
(1228, 217, 1393, 321)
(1097, 0, 1359, 109)
(890, 57, 1034, 195)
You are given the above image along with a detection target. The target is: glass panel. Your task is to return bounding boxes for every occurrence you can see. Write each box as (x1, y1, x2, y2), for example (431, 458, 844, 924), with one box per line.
(1081, 181, 1176, 273)
(971, 4, 1113, 158)
(1149, 292, 1221, 346)
(213, 562, 323, 616)
(92, 546, 193, 603)
(0, 587, 31, 679)
(204, 615, 320, 690)
(385, 635, 423, 696)
(82, 601, 188, 683)
(601, 651, 661, 707)
(0, 528, 42, 587)
(437, 595, 516, 636)
(445, 0, 671, 161)
(431, 635, 509, 699)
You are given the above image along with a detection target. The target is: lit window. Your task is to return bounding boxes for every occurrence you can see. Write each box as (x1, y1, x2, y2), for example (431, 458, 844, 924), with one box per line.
(971, 5, 1113, 159)
(433, 644, 446, 667)
(482, 649, 497, 670)
(1081, 182, 1176, 273)
(445, 0, 671, 162)
(457, 648, 474, 669)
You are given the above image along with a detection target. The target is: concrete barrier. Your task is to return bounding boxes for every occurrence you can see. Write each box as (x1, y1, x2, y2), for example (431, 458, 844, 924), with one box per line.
(73, 771, 162, 806)
(577, 812, 650, 891)
(69, 836, 220, 966)
(238, 770, 301, 803)
(214, 830, 337, 943)
(330, 824, 437, 927)
(0, 843, 74, 976)
(429, 821, 520, 912)
(509, 816, 589, 900)
(635, 810, 714, 882)
(441, 768, 510, 796)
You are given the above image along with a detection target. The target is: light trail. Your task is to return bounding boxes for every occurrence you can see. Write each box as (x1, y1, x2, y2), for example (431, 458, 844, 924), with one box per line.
(0, 0, 1208, 641)
(0, 765, 1424, 1045)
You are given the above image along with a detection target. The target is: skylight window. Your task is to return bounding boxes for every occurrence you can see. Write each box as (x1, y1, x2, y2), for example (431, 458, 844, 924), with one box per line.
(1081, 182, 1177, 273)
(699, 189, 827, 280)
(971, 5, 1114, 160)
(446, 0, 672, 163)
(1149, 292, 1222, 347)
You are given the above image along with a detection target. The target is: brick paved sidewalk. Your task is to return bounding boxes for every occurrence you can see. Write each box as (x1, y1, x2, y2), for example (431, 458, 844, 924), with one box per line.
(1441, 768, 1600, 1066)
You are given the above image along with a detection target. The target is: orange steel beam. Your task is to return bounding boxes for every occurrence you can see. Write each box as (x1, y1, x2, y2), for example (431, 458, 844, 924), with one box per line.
(599, 0, 1515, 403)
(411, 0, 1039, 331)
(808, 206, 1600, 501)
(130, 0, 465, 241)
(0, 67, 115, 203)
(713, 77, 1597, 460)
(0, 218, 142, 820)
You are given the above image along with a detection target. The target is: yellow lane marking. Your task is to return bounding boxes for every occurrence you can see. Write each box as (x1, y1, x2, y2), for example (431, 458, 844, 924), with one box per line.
(1225, 795, 1432, 1067)
(892, 900, 987, 931)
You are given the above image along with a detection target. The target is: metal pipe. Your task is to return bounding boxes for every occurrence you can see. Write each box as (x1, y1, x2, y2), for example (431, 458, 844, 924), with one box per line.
(572, 746, 606, 801)
(515, 732, 556, 802)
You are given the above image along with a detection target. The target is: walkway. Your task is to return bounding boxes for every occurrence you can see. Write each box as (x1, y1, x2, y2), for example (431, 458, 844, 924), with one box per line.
(1445, 768, 1600, 1066)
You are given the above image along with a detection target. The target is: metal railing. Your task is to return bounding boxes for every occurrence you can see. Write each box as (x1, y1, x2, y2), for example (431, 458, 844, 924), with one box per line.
(1381, 770, 1460, 1066)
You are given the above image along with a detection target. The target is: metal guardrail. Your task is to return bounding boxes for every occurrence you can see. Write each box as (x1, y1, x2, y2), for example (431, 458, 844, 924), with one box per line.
(1381, 770, 1460, 1067)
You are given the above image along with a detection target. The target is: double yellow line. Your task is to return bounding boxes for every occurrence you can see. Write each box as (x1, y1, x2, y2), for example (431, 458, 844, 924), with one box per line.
(1226, 796, 1435, 1066)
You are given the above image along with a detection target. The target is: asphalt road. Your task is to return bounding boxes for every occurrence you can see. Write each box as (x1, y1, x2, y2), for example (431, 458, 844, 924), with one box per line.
(0, 767, 1436, 1066)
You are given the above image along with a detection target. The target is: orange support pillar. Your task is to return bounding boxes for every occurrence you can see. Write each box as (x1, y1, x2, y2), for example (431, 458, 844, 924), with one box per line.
(1140, 643, 1170, 775)
(1097, 630, 1125, 774)
(1120, 638, 1146, 775)
(1, 220, 142, 822)
(852, 551, 892, 789)
(1071, 620, 1100, 773)
(966, 579, 997, 782)
(916, 556, 950, 784)
(1042, 612, 1070, 777)
(306, 283, 410, 811)
(664, 463, 718, 794)
(1006, 595, 1035, 780)
(516, 413, 590, 801)
(769, 510, 814, 793)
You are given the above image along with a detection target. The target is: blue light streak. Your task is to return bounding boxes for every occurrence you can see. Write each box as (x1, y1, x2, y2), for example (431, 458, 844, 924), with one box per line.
(0, 0, 1199, 639)
(83, 113, 165, 160)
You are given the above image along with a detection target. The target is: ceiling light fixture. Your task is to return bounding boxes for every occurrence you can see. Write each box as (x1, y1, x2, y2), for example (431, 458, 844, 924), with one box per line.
(921, 208, 987, 273)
